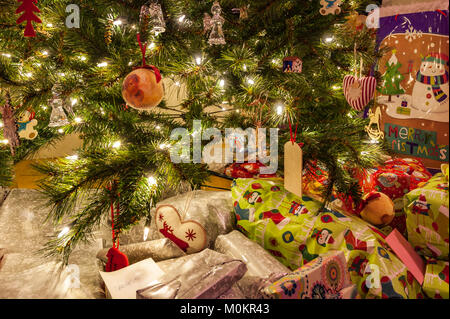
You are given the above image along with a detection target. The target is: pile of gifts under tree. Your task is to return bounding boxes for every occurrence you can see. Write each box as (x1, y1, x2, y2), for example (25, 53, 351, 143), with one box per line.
(95, 158, 448, 299)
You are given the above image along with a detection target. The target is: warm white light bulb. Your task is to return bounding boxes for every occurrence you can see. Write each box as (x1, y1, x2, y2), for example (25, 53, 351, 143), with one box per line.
(71, 98, 78, 106)
(80, 56, 87, 61)
(58, 128, 64, 134)
(178, 15, 186, 23)
(175, 81, 180, 87)
(195, 56, 202, 65)
(156, 125, 161, 130)
(243, 64, 247, 71)
(46, 23, 53, 28)
(66, 155, 78, 161)
(42, 50, 49, 56)
(247, 78, 254, 85)
(148, 42, 155, 50)
(325, 37, 334, 43)
(0, 121, 3, 128)
(58, 226, 70, 238)
(1, 139, 8, 144)
(2, 53, 11, 58)
(219, 79, 225, 88)
(25, 72, 32, 78)
(276, 104, 283, 115)
(113, 19, 122, 26)
(74, 117, 82, 123)
(97, 62, 108, 67)
(147, 176, 157, 186)
(112, 141, 121, 149)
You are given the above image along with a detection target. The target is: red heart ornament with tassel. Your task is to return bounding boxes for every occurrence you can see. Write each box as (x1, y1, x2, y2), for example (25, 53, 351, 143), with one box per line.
(105, 247, 129, 272)
(343, 75, 377, 111)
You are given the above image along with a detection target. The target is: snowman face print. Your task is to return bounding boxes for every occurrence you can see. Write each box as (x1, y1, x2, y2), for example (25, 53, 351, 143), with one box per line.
(316, 229, 331, 246)
(246, 191, 261, 205)
(420, 61, 445, 76)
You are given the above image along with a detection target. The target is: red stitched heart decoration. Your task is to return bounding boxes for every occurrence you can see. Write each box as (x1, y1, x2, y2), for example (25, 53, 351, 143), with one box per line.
(343, 75, 377, 111)
(155, 205, 207, 254)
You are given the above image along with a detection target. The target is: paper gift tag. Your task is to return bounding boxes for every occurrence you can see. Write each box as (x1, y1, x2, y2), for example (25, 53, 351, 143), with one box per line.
(284, 141, 302, 198)
(99, 258, 164, 299)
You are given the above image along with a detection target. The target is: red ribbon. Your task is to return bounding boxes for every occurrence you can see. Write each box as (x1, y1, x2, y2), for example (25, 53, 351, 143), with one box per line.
(288, 118, 298, 145)
(136, 33, 162, 83)
(108, 183, 120, 249)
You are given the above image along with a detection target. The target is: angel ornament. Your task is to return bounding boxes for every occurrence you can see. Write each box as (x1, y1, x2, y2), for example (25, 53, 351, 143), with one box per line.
(204, 1, 226, 45)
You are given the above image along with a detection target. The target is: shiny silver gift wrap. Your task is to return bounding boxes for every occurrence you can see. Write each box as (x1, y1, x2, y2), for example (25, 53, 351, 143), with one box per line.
(214, 230, 290, 278)
(147, 190, 235, 249)
(136, 249, 247, 299)
(0, 189, 109, 298)
(96, 238, 186, 265)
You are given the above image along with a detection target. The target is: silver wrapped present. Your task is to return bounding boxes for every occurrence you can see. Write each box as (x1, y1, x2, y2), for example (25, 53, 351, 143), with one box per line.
(214, 230, 290, 278)
(96, 238, 186, 265)
(136, 249, 247, 299)
(148, 190, 235, 254)
(0, 189, 112, 299)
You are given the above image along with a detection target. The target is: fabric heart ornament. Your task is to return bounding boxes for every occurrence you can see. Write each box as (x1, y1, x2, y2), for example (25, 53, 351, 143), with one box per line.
(343, 75, 377, 111)
(155, 205, 207, 254)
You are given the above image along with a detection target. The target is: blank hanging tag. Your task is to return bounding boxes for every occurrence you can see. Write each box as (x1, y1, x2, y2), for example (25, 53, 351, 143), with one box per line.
(284, 141, 303, 198)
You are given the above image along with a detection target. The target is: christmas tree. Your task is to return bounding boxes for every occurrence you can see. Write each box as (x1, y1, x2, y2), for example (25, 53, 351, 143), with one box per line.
(379, 49, 405, 102)
(0, 0, 386, 263)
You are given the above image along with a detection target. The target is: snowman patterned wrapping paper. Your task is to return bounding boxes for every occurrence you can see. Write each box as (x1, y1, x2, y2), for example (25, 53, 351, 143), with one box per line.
(375, 3, 449, 169)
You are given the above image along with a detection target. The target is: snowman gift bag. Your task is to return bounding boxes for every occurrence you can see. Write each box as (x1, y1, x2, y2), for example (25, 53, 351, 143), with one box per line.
(374, 0, 449, 169)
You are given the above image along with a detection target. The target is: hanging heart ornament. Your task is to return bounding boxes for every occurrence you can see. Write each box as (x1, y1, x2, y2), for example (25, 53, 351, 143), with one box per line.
(343, 75, 377, 111)
(155, 205, 207, 254)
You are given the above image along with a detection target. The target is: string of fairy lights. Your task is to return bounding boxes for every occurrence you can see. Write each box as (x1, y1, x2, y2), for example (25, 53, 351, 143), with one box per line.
(2, 2, 380, 242)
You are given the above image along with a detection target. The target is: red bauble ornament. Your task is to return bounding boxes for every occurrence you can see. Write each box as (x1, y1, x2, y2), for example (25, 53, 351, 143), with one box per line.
(122, 67, 164, 110)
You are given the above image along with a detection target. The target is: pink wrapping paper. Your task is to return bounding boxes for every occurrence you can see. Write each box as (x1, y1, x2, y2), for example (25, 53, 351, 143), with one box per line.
(263, 251, 354, 299)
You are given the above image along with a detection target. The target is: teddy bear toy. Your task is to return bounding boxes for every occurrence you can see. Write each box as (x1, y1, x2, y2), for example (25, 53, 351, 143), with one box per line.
(359, 191, 395, 226)
(17, 110, 38, 140)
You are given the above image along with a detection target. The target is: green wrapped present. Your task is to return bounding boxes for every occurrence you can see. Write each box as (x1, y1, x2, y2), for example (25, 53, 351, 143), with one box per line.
(232, 178, 424, 299)
(404, 168, 449, 260)
(423, 258, 449, 299)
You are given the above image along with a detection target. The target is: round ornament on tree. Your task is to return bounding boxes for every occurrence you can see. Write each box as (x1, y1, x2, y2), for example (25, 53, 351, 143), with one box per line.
(122, 66, 164, 110)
